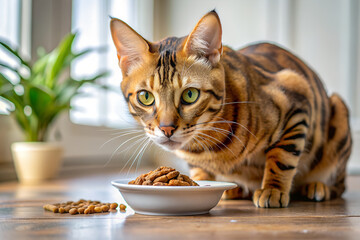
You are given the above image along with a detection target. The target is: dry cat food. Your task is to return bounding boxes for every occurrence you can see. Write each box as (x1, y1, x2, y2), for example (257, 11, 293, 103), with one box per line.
(128, 166, 199, 186)
(43, 199, 123, 215)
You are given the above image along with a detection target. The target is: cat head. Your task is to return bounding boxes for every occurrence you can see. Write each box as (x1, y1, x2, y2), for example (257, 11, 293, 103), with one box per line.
(110, 10, 225, 151)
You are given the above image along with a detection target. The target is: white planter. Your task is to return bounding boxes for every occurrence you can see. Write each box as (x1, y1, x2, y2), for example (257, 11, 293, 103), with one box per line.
(11, 142, 64, 184)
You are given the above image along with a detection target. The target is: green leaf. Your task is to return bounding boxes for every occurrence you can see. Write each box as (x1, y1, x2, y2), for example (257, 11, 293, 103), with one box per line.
(77, 71, 109, 84)
(0, 84, 14, 95)
(0, 41, 31, 68)
(44, 33, 76, 88)
(62, 46, 107, 70)
(0, 72, 14, 86)
(28, 85, 54, 118)
(32, 54, 50, 76)
(73, 46, 107, 60)
(0, 88, 32, 138)
(55, 71, 108, 105)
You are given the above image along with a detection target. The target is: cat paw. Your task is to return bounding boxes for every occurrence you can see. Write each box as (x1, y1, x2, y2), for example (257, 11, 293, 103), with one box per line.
(253, 188, 289, 208)
(301, 182, 330, 201)
(222, 186, 248, 200)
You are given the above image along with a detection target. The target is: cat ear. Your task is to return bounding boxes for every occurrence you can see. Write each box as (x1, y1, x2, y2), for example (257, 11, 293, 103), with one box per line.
(183, 10, 223, 66)
(110, 18, 151, 75)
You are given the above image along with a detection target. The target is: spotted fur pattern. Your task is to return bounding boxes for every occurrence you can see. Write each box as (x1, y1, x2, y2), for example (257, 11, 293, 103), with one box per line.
(110, 10, 352, 208)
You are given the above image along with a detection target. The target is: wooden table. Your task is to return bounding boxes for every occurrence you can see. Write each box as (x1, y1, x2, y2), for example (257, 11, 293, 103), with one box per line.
(0, 169, 359, 240)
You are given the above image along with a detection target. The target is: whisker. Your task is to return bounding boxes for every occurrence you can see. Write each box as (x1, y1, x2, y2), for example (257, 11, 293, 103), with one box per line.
(108, 129, 144, 136)
(96, 126, 142, 132)
(196, 131, 236, 157)
(213, 116, 257, 140)
(215, 101, 258, 106)
(136, 141, 154, 174)
(196, 127, 233, 144)
(195, 133, 222, 154)
(103, 134, 145, 168)
(196, 126, 247, 153)
(194, 135, 212, 153)
(214, 116, 234, 134)
(193, 135, 207, 153)
(99, 130, 144, 149)
(127, 137, 151, 176)
(195, 120, 258, 140)
(119, 137, 149, 176)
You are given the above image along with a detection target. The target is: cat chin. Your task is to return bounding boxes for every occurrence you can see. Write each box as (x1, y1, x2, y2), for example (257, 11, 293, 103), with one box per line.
(154, 139, 182, 151)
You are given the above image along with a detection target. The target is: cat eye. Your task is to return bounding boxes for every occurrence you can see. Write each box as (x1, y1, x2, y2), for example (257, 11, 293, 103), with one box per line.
(137, 90, 155, 106)
(181, 88, 200, 104)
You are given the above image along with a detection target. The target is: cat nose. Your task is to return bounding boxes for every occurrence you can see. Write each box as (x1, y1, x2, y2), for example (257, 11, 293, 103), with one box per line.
(159, 125, 177, 138)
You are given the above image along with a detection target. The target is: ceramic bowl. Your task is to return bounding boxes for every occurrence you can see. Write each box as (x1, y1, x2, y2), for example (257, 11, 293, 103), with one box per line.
(111, 179, 237, 216)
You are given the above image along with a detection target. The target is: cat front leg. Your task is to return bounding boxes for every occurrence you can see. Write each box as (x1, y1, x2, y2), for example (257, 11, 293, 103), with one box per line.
(253, 111, 308, 208)
(188, 165, 215, 181)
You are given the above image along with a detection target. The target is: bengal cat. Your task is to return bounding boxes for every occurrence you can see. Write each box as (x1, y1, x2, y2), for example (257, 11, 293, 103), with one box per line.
(110, 10, 352, 208)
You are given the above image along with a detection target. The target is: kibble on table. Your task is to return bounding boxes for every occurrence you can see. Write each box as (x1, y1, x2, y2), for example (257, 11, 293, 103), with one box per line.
(43, 199, 125, 215)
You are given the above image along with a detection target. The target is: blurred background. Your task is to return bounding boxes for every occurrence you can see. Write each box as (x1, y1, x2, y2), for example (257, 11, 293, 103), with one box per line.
(0, 0, 359, 181)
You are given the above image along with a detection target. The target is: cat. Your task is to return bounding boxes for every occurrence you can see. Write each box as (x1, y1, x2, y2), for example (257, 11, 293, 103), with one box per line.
(110, 10, 352, 208)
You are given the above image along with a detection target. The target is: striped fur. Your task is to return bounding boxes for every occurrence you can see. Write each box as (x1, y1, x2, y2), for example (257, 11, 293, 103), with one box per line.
(110, 11, 352, 208)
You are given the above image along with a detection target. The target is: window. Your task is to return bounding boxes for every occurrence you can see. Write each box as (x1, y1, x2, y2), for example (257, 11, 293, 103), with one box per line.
(71, 0, 150, 128)
(0, 0, 21, 114)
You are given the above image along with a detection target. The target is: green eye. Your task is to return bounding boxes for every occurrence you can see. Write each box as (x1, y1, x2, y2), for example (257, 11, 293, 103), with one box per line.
(181, 88, 199, 104)
(137, 90, 155, 106)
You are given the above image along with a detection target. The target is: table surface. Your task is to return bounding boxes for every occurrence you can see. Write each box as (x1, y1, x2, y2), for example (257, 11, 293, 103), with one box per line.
(0, 169, 359, 240)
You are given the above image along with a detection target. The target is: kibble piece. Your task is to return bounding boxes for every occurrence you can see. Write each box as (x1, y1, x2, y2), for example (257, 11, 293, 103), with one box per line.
(177, 174, 184, 181)
(94, 207, 102, 213)
(69, 208, 78, 215)
(58, 207, 65, 214)
(129, 167, 198, 186)
(43, 204, 59, 213)
(168, 179, 190, 186)
(119, 204, 126, 211)
(166, 170, 180, 180)
(43, 199, 121, 215)
(78, 208, 85, 214)
(88, 205, 95, 210)
(180, 174, 199, 186)
(153, 182, 168, 186)
(101, 205, 109, 212)
(64, 206, 71, 213)
(142, 180, 153, 185)
(135, 174, 148, 185)
(110, 203, 118, 209)
(87, 205, 95, 214)
(146, 167, 174, 181)
(153, 175, 168, 183)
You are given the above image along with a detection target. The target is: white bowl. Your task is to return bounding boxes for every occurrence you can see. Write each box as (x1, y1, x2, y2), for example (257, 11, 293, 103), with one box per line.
(111, 179, 237, 216)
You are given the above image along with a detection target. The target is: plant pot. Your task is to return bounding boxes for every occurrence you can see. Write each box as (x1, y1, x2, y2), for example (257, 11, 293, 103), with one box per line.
(11, 142, 64, 184)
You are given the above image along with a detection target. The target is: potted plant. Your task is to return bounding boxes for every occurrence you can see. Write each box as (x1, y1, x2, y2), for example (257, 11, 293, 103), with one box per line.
(0, 33, 107, 183)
